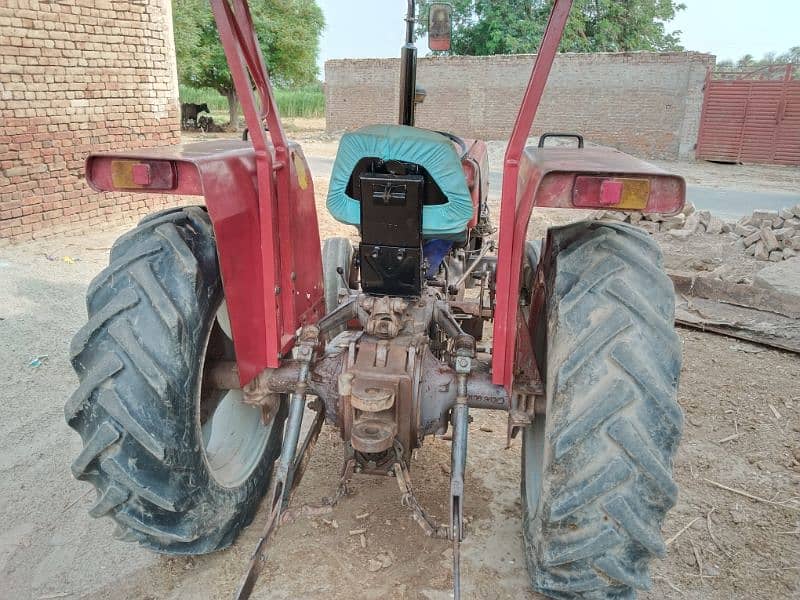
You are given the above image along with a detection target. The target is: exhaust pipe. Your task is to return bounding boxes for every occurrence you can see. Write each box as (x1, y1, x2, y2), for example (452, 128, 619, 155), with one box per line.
(399, 0, 417, 126)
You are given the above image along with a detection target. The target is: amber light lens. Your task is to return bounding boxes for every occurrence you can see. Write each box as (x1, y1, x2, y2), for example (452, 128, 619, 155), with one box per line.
(110, 159, 176, 191)
(573, 176, 651, 210)
(615, 178, 650, 209)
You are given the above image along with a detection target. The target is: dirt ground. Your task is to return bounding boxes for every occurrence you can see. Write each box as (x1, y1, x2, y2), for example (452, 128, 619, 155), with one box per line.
(1, 123, 799, 600)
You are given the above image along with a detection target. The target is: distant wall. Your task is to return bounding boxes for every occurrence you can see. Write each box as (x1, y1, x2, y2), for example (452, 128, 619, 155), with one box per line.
(325, 52, 714, 160)
(0, 0, 180, 244)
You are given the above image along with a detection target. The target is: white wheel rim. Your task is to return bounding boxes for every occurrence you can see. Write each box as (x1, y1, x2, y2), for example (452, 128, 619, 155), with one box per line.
(198, 300, 272, 488)
(523, 417, 546, 519)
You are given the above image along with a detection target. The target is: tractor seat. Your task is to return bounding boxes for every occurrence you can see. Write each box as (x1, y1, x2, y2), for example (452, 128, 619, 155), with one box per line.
(326, 125, 474, 238)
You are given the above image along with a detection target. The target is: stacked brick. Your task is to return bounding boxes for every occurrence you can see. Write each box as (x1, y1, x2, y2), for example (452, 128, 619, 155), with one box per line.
(595, 203, 732, 237)
(0, 0, 180, 245)
(733, 208, 800, 262)
(325, 52, 714, 160)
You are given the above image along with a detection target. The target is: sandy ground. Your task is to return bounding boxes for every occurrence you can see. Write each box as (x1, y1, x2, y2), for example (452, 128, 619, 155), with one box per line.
(2, 122, 799, 600)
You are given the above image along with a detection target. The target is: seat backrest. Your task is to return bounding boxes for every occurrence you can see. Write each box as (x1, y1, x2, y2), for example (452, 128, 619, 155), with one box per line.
(326, 124, 474, 238)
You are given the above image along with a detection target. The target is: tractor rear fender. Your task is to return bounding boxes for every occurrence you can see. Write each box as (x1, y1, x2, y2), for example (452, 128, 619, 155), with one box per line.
(85, 139, 324, 386)
(492, 146, 685, 392)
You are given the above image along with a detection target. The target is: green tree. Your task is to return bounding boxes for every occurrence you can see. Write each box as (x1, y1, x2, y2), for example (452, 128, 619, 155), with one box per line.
(172, 0, 324, 128)
(717, 48, 799, 74)
(417, 0, 684, 55)
(779, 47, 800, 64)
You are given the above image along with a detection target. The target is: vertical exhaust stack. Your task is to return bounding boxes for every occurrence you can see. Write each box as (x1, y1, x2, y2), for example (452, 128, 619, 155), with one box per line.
(399, 0, 417, 126)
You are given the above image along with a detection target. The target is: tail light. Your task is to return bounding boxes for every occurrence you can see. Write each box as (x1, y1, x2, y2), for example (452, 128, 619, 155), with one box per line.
(86, 158, 177, 192)
(108, 160, 176, 191)
(573, 176, 651, 210)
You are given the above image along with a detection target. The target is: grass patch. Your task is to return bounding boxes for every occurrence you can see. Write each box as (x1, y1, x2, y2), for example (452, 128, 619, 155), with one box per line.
(179, 83, 325, 121)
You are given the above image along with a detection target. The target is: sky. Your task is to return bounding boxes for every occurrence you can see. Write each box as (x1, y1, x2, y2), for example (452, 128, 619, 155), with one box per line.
(315, 0, 799, 74)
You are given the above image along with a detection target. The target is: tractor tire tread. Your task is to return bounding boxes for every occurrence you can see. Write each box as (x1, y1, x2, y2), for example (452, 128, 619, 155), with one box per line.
(523, 221, 682, 599)
(66, 206, 281, 555)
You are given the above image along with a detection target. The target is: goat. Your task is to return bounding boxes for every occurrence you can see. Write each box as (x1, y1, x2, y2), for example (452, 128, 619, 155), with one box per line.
(181, 103, 210, 129)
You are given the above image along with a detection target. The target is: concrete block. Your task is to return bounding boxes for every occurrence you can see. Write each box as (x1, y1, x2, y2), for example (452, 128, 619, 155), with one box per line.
(783, 248, 797, 260)
(667, 228, 695, 240)
(706, 216, 725, 235)
(661, 214, 686, 231)
(774, 227, 796, 241)
(769, 250, 784, 262)
(761, 226, 781, 252)
(754, 257, 800, 294)
(735, 224, 758, 237)
(745, 242, 757, 256)
(684, 212, 702, 233)
(779, 207, 794, 220)
(738, 215, 758, 228)
(637, 220, 660, 235)
(697, 210, 712, 228)
(602, 211, 627, 222)
(752, 210, 780, 223)
(682, 202, 696, 217)
(753, 241, 769, 261)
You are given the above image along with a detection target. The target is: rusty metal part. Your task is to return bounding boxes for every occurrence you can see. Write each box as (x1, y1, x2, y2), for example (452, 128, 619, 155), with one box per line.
(506, 392, 545, 448)
(449, 300, 492, 320)
(393, 460, 449, 539)
(203, 360, 240, 390)
(453, 240, 494, 289)
(339, 336, 423, 462)
(351, 418, 397, 453)
(350, 380, 395, 412)
(203, 360, 299, 393)
(234, 402, 324, 600)
(316, 296, 359, 338)
(449, 356, 472, 600)
(279, 456, 356, 525)
(360, 296, 408, 338)
(285, 400, 325, 492)
(234, 330, 320, 600)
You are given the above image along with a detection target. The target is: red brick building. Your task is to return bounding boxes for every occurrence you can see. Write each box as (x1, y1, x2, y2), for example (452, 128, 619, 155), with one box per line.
(0, 0, 180, 244)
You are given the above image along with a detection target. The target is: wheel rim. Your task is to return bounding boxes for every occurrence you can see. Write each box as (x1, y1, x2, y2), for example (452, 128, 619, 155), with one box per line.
(523, 416, 546, 519)
(197, 300, 272, 488)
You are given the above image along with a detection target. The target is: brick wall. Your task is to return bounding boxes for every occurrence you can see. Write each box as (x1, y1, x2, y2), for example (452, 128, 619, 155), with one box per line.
(0, 0, 180, 245)
(326, 52, 715, 160)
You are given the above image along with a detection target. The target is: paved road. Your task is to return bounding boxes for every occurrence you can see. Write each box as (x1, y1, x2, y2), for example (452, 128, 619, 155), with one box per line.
(306, 156, 799, 221)
(684, 185, 800, 221)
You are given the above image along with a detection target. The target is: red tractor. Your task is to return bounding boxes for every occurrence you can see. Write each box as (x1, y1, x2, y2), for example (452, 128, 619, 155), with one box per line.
(66, 1, 685, 598)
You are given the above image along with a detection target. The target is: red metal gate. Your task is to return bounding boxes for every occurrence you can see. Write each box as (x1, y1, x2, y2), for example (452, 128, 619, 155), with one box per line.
(696, 64, 800, 166)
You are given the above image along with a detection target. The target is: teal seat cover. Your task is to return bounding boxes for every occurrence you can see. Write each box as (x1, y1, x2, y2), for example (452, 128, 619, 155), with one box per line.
(326, 124, 473, 236)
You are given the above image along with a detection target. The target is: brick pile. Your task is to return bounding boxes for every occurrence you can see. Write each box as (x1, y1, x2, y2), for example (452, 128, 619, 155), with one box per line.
(732, 208, 800, 262)
(594, 203, 732, 237)
(0, 0, 180, 245)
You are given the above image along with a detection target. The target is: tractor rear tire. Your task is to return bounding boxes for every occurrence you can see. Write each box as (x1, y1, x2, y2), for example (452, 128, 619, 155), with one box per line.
(66, 206, 286, 555)
(322, 237, 354, 314)
(521, 221, 683, 599)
